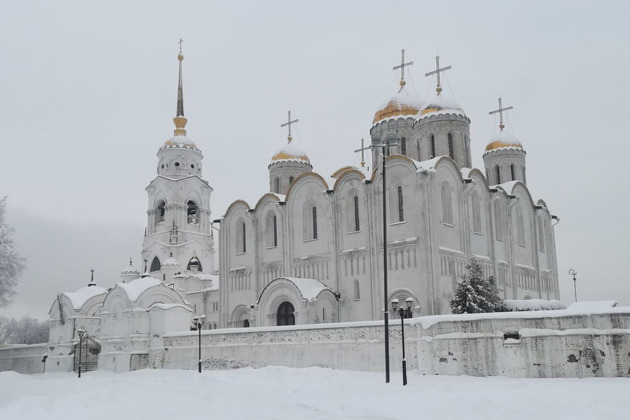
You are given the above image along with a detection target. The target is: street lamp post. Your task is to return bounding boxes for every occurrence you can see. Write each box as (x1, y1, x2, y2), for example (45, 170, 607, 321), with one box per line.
(77, 328, 85, 379)
(355, 139, 398, 384)
(193, 315, 205, 373)
(391, 297, 413, 386)
(569, 269, 578, 302)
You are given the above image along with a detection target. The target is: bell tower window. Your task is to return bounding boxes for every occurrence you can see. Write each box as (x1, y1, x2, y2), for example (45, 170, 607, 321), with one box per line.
(187, 200, 199, 224)
(156, 200, 166, 223)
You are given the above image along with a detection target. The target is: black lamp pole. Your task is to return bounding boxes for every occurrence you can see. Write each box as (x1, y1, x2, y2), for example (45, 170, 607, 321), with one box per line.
(569, 269, 577, 302)
(193, 315, 205, 373)
(354, 140, 397, 384)
(392, 298, 413, 386)
(77, 329, 85, 379)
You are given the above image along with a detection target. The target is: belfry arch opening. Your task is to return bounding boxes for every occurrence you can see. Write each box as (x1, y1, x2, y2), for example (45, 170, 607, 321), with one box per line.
(156, 200, 166, 223)
(187, 200, 198, 224)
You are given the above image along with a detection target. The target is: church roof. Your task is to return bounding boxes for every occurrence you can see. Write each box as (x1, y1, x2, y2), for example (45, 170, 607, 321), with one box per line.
(63, 286, 108, 310)
(282, 277, 332, 301)
(417, 91, 465, 121)
(118, 277, 162, 301)
(271, 140, 310, 163)
(373, 85, 423, 125)
(484, 132, 524, 152)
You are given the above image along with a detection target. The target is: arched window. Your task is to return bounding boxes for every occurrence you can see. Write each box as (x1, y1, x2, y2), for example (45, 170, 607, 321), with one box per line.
(236, 218, 246, 253)
(471, 191, 481, 233)
(397, 186, 404, 222)
(312, 207, 318, 239)
(353, 279, 360, 300)
(289, 176, 294, 185)
(538, 218, 545, 252)
(277, 302, 295, 326)
(400, 138, 406, 155)
(510, 164, 515, 181)
(441, 183, 453, 225)
(353, 195, 360, 231)
(187, 200, 198, 224)
(496, 166, 501, 184)
(448, 133, 454, 159)
(274, 178, 280, 193)
(516, 207, 525, 246)
(430, 135, 436, 158)
(494, 201, 504, 241)
(150, 256, 161, 272)
(266, 212, 278, 247)
(156, 200, 166, 223)
(242, 319, 250, 328)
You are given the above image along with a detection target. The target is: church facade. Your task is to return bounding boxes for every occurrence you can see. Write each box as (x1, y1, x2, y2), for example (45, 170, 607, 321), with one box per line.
(44, 49, 560, 373)
(219, 55, 559, 328)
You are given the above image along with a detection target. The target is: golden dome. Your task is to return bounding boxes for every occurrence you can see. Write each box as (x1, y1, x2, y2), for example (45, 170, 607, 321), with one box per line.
(484, 139, 523, 152)
(271, 140, 310, 163)
(163, 135, 198, 150)
(373, 100, 420, 123)
(271, 151, 309, 162)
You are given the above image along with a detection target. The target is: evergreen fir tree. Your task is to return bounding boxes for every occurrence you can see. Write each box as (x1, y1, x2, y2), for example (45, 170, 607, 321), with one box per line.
(450, 258, 504, 314)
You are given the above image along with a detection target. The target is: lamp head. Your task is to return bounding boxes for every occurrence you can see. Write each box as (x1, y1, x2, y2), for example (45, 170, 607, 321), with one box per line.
(391, 298, 399, 311)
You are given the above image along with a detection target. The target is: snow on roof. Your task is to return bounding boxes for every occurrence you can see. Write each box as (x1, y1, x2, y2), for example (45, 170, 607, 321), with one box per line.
(493, 180, 519, 192)
(121, 265, 139, 275)
(63, 286, 108, 310)
(413, 156, 441, 173)
(378, 85, 424, 110)
(417, 93, 465, 121)
(566, 301, 618, 311)
(118, 277, 162, 301)
(162, 135, 198, 150)
(162, 257, 181, 267)
(282, 277, 331, 301)
(487, 131, 522, 147)
(504, 299, 566, 311)
(149, 303, 192, 311)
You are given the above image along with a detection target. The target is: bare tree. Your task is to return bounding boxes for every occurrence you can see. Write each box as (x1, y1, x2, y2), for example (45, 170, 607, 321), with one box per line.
(0, 197, 25, 307)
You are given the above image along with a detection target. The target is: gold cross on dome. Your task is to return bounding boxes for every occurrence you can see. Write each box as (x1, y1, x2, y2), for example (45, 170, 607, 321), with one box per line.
(425, 55, 451, 95)
(280, 110, 299, 142)
(354, 138, 368, 167)
(489, 97, 513, 131)
(393, 49, 413, 91)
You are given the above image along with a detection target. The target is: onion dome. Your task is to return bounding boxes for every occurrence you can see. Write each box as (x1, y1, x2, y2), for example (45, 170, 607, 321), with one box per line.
(485, 132, 523, 152)
(417, 92, 465, 120)
(271, 140, 310, 163)
(373, 86, 423, 125)
(121, 264, 140, 276)
(162, 256, 181, 268)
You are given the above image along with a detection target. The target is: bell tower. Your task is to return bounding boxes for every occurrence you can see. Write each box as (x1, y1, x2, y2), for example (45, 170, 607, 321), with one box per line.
(142, 43, 215, 280)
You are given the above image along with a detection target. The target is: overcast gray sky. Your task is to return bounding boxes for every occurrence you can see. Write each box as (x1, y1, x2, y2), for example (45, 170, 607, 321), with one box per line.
(1, 1, 629, 320)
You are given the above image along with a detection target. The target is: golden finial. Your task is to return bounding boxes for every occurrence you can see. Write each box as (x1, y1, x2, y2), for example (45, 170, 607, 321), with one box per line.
(174, 39, 187, 136)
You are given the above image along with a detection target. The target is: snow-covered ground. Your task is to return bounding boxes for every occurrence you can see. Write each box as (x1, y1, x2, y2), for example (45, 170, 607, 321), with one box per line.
(1, 367, 629, 419)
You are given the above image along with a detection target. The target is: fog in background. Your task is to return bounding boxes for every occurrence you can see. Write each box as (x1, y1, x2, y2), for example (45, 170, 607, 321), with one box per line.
(1, 1, 629, 320)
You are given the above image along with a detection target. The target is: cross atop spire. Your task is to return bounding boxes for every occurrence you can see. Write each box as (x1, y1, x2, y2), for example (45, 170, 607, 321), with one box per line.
(280, 110, 299, 142)
(489, 97, 513, 131)
(393, 49, 413, 92)
(425, 55, 451, 95)
(173, 40, 187, 136)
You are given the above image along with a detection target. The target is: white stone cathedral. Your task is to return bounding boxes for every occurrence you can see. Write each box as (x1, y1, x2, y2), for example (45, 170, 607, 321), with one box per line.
(45, 49, 559, 372)
(219, 53, 559, 327)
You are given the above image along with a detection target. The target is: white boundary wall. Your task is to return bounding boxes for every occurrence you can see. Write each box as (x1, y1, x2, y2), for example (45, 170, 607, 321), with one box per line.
(161, 309, 630, 378)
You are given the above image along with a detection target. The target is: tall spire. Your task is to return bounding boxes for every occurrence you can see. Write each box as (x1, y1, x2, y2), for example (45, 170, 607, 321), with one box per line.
(173, 39, 187, 136)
